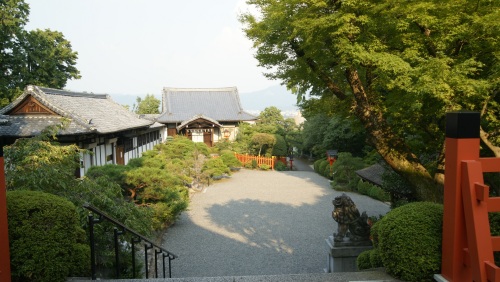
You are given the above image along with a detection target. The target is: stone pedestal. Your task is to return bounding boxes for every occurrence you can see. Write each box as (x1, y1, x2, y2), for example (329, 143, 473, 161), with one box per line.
(324, 236, 372, 273)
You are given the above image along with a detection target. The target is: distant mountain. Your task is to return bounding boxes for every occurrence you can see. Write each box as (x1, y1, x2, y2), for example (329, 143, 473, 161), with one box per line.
(108, 84, 299, 113)
(239, 85, 299, 112)
(109, 93, 162, 111)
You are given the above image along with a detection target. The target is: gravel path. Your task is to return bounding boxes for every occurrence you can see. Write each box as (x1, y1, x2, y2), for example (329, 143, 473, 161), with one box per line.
(161, 163, 390, 279)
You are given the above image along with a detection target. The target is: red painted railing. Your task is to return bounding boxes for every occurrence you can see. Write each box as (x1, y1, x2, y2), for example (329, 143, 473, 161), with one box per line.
(440, 112, 500, 282)
(234, 153, 275, 169)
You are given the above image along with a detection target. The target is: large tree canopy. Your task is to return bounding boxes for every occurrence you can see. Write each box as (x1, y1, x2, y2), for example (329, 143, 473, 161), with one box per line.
(0, 0, 80, 107)
(134, 94, 161, 114)
(241, 0, 499, 202)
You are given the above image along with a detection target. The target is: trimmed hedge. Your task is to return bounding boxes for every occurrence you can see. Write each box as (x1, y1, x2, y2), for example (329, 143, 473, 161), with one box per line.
(373, 202, 443, 281)
(7, 190, 90, 282)
(357, 248, 383, 270)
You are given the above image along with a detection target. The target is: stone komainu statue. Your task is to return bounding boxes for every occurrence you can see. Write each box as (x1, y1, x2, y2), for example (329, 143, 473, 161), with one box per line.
(331, 193, 371, 242)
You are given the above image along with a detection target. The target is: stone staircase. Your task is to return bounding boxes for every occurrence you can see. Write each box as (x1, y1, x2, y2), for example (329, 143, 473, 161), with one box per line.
(68, 269, 399, 282)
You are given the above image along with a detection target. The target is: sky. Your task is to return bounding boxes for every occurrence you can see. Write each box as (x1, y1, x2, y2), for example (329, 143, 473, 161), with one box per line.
(24, 0, 280, 97)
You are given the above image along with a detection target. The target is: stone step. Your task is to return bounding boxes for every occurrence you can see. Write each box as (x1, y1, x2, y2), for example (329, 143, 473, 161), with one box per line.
(68, 269, 399, 282)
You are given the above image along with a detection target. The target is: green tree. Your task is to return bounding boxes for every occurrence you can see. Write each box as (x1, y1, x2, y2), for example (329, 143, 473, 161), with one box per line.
(0, 0, 29, 106)
(134, 94, 160, 114)
(4, 120, 82, 192)
(301, 113, 330, 158)
(272, 134, 287, 156)
(241, 0, 500, 202)
(258, 106, 284, 125)
(322, 116, 367, 157)
(251, 132, 276, 156)
(1, 1, 80, 107)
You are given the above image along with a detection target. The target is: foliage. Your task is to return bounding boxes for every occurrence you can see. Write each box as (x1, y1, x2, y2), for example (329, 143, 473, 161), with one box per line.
(241, 0, 500, 202)
(202, 157, 230, 178)
(251, 132, 276, 156)
(258, 106, 284, 128)
(357, 179, 391, 202)
(373, 202, 443, 281)
(259, 163, 271, 170)
(134, 94, 161, 114)
(301, 114, 331, 158)
(251, 159, 258, 169)
(4, 120, 83, 193)
(86, 164, 132, 190)
(7, 190, 90, 282)
(321, 116, 367, 157)
(330, 153, 366, 190)
(272, 134, 288, 156)
(275, 161, 289, 171)
(357, 249, 383, 270)
(219, 150, 242, 168)
(382, 169, 418, 208)
(0, 0, 80, 107)
(313, 159, 330, 178)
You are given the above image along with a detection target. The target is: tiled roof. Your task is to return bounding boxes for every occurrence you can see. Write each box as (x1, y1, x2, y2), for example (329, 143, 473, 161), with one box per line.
(0, 85, 153, 137)
(355, 164, 386, 187)
(157, 87, 257, 123)
(176, 114, 222, 131)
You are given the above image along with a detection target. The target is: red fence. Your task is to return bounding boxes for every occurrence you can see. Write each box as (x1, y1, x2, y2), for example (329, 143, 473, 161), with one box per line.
(234, 153, 276, 169)
(440, 112, 500, 282)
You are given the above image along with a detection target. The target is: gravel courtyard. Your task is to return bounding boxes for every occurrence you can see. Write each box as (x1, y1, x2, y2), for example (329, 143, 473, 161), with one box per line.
(161, 166, 390, 279)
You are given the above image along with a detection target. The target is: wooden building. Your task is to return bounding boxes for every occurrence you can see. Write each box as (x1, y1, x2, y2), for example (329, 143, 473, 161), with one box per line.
(158, 87, 257, 147)
(0, 85, 165, 176)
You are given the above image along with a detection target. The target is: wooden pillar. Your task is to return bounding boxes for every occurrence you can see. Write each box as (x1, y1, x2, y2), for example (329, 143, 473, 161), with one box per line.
(0, 139, 12, 282)
(440, 112, 480, 282)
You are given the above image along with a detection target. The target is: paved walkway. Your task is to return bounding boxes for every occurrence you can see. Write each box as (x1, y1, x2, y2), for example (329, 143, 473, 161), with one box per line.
(161, 160, 390, 279)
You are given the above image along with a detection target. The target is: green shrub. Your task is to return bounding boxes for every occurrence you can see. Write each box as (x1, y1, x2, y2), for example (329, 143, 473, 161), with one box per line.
(357, 250, 372, 270)
(86, 164, 131, 188)
(275, 161, 289, 171)
(251, 159, 258, 169)
(7, 191, 90, 282)
(318, 160, 328, 177)
(322, 161, 333, 178)
(314, 159, 322, 172)
(369, 248, 383, 268)
(381, 169, 417, 208)
(220, 151, 242, 168)
(331, 152, 366, 191)
(357, 248, 383, 270)
(374, 202, 443, 281)
(356, 180, 391, 202)
(259, 164, 271, 170)
(203, 157, 230, 178)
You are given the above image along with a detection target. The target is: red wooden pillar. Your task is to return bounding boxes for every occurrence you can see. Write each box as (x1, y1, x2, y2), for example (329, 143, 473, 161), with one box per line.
(0, 139, 11, 282)
(440, 112, 480, 282)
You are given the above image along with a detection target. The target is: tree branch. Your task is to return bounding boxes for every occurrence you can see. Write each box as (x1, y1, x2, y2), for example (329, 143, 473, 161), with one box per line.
(289, 39, 347, 100)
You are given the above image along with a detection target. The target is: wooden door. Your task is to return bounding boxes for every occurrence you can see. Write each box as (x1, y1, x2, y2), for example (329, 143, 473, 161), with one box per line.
(116, 146, 125, 165)
(203, 132, 212, 147)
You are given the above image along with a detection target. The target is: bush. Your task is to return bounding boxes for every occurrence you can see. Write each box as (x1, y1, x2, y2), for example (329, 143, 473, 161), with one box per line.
(331, 152, 366, 191)
(381, 169, 417, 208)
(357, 248, 384, 270)
(275, 161, 289, 171)
(357, 180, 391, 202)
(7, 191, 90, 282)
(203, 157, 230, 178)
(220, 151, 242, 168)
(373, 202, 443, 281)
(357, 249, 372, 270)
(318, 160, 328, 177)
(259, 164, 271, 170)
(251, 159, 258, 169)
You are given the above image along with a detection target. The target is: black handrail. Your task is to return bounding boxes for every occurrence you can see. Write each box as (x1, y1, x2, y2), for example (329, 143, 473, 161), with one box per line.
(83, 203, 177, 280)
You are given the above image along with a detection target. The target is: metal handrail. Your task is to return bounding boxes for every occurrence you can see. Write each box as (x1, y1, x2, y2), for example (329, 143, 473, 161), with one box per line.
(84, 203, 177, 279)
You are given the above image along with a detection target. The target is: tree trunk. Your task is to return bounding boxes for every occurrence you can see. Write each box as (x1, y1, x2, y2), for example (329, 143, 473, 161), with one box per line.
(345, 68, 443, 202)
(480, 127, 500, 158)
